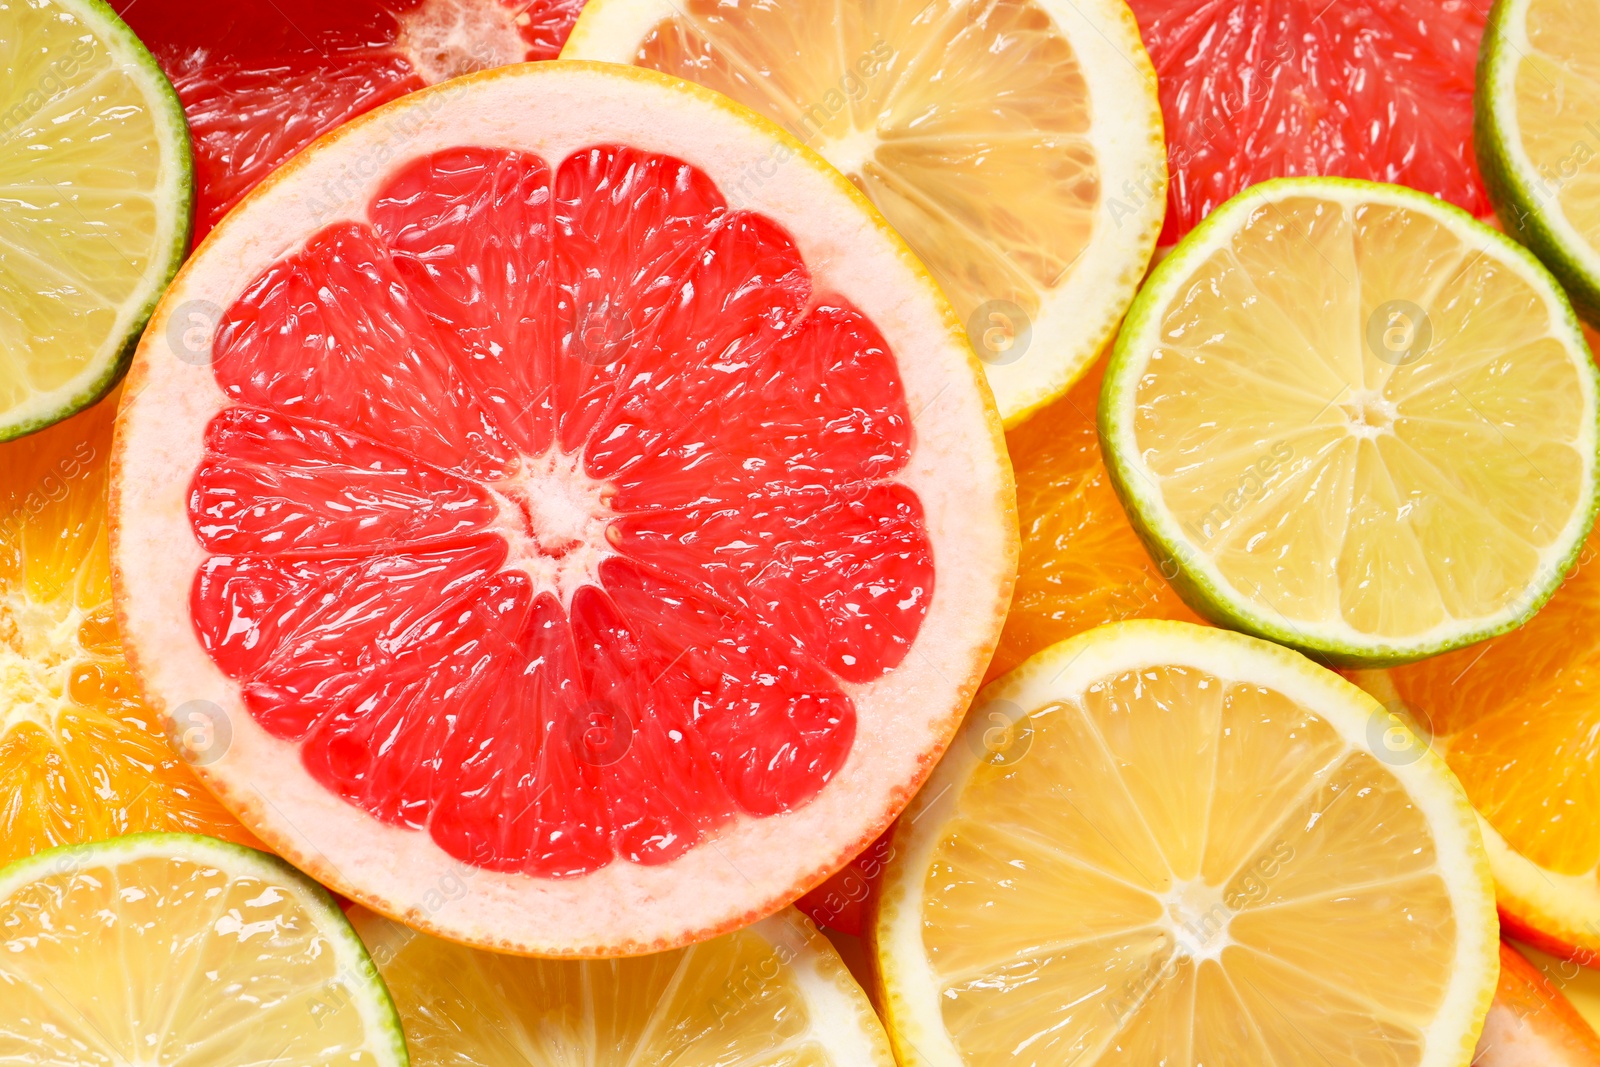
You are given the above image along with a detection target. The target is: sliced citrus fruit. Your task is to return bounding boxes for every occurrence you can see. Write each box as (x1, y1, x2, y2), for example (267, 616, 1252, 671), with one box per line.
(0, 0, 192, 439)
(1475, 941, 1600, 1066)
(1518, 943, 1600, 1034)
(1354, 523, 1600, 968)
(0, 832, 407, 1066)
(562, 0, 1166, 426)
(111, 61, 1017, 956)
(1130, 0, 1490, 246)
(872, 619, 1498, 1067)
(0, 396, 249, 869)
(1478, 0, 1600, 325)
(990, 356, 1201, 682)
(115, 0, 587, 241)
(1100, 176, 1600, 666)
(353, 905, 892, 1065)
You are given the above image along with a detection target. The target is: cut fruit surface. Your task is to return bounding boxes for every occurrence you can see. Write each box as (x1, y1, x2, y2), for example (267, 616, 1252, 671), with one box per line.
(111, 61, 1016, 956)
(0, 396, 249, 869)
(988, 356, 1200, 683)
(354, 905, 893, 1065)
(1474, 941, 1600, 1066)
(1100, 177, 1600, 666)
(113, 0, 587, 241)
(562, 0, 1166, 425)
(0, 0, 192, 439)
(871, 620, 1498, 1067)
(1129, 0, 1489, 246)
(1518, 943, 1600, 1034)
(1355, 523, 1600, 967)
(1478, 0, 1600, 325)
(0, 832, 407, 1067)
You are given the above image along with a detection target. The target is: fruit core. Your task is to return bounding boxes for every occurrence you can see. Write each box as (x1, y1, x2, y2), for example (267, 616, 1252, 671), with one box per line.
(397, 0, 532, 82)
(1160, 878, 1233, 965)
(0, 594, 77, 733)
(486, 449, 617, 604)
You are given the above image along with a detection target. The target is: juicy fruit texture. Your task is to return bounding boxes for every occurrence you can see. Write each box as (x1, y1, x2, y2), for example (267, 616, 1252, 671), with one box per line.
(115, 0, 586, 239)
(0, 399, 247, 868)
(874, 621, 1498, 1067)
(1519, 943, 1600, 1034)
(0, 833, 406, 1067)
(1478, 0, 1600, 325)
(1474, 942, 1600, 1066)
(0, 0, 192, 438)
(564, 0, 1167, 424)
(1130, 0, 1489, 245)
(355, 906, 894, 1066)
(989, 358, 1200, 683)
(1378, 525, 1600, 962)
(187, 144, 931, 876)
(1101, 178, 1600, 665)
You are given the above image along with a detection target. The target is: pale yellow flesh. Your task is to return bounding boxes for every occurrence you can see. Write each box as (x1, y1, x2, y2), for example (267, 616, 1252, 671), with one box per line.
(1514, 0, 1600, 251)
(1135, 196, 1588, 638)
(923, 665, 1462, 1065)
(0, 850, 384, 1065)
(359, 909, 890, 1067)
(628, 0, 1097, 332)
(0, 0, 170, 407)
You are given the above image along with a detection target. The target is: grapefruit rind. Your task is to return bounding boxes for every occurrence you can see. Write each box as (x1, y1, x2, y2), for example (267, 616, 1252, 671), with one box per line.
(110, 61, 1017, 957)
(1477, 0, 1600, 327)
(0, 0, 193, 441)
(1099, 176, 1600, 668)
(870, 620, 1499, 1067)
(0, 831, 408, 1067)
(560, 0, 1168, 429)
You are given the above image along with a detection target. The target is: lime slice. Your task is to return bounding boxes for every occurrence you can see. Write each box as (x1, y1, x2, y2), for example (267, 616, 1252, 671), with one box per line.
(0, 832, 408, 1066)
(352, 905, 893, 1066)
(1100, 176, 1600, 666)
(0, 0, 193, 439)
(1478, 0, 1600, 326)
(872, 620, 1499, 1067)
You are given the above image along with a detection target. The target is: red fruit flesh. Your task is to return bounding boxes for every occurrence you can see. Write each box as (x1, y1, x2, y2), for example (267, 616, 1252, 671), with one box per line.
(186, 145, 934, 880)
(113, 0, 586, 239)
(1129, 0, 1489, 244)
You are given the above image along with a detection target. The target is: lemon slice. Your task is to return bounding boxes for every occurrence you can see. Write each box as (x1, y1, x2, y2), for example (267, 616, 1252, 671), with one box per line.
(351, 905, 893, 1066)
(871, 620, 1499, 1067)
(0, 0, 192, 439)
(1099, 177, 1600, 666)
(561, 0, 1166, 426)
(1479, 0, 1600, 326)
(0, 832, 407, 1066)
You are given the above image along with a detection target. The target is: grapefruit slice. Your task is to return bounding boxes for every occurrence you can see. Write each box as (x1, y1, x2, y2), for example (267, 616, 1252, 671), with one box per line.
(111, 62, 1017, 956)
(1129, 0, 1490, 245)
(113, 0, 587, 241)
(1475, 941, 1600, 1066)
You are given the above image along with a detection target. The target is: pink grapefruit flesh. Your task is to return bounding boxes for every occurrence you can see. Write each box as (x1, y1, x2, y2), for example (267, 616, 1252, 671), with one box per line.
(114, 0, 587, 240)
(112, 62, 1016, 956)
(1129, 0, 1489, 244)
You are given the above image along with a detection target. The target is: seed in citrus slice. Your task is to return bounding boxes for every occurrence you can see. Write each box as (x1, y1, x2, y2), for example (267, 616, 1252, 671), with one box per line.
(1100, 176, 1600, 667)
(989, 356, 1201, 683)
(1478, 0, 1600, 326)
(115, 0, 587, 241)
(1353, 523, 1600, 968)
(0, 0, 192, 439)
(111, 61, 1017, 956)
(871, 619, 1498, 1067)
(0, 832, 406, 1066)
(1475, 941, 1600, 1066)
(353, 905, 892, 1065)
(0, 396, 250, 869)
(1129, 0, 1490, 246)
(562, 0, 1166, 426)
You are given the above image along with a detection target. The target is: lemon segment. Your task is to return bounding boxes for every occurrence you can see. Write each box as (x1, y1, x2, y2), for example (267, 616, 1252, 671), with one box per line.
(353, 906, 894, 1066)
(0, 832, 407, 1066)
(1099, 177, 1599, 665)
(872, 620, 1499, 1067)
(0, 0, 192, 438)
(562, 0, 1166, 425)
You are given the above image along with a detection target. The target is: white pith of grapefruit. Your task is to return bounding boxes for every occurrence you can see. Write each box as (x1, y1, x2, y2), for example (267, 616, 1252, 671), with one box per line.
(111, 61, 1017, 957)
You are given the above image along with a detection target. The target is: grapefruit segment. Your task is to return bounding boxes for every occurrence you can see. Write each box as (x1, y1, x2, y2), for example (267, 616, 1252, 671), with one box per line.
(113, 62, 1016, 955)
